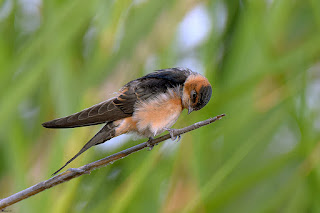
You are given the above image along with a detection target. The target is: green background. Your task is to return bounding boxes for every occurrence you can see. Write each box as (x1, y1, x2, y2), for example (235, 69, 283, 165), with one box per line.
(1, 0, 320, 212)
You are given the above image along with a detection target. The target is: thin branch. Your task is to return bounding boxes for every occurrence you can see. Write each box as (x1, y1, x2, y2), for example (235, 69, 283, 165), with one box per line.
(0, 114, 225, 210)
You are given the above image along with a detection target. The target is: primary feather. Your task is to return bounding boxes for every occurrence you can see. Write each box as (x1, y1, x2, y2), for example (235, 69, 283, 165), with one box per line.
(42, 98, 131, 128)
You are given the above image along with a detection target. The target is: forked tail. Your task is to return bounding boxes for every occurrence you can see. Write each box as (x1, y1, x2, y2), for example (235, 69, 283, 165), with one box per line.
(52, 122, 116, 176)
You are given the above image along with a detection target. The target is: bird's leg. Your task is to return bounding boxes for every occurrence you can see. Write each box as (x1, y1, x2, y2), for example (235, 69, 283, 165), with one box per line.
(164, 128, 181, 142)
(146, 137, 154, 151)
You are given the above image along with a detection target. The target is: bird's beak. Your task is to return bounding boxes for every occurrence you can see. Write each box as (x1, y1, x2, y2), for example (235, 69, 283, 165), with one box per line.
(188, 107, 193, 114)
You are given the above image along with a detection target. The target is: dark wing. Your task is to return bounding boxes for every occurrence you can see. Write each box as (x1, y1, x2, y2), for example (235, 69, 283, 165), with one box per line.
(42, 97, 131, 128)
(43, 67, 191, 128)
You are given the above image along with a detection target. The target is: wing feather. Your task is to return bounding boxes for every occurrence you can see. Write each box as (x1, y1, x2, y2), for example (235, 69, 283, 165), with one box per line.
(42, 98, 131, 128)
(43, 67, 191, 129)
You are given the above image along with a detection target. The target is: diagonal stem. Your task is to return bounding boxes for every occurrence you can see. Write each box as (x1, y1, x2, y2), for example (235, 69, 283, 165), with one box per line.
(0, 114, 225, 210)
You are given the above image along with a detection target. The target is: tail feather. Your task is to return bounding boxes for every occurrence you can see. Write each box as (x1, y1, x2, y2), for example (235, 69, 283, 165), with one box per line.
(52, 122, 116, 176)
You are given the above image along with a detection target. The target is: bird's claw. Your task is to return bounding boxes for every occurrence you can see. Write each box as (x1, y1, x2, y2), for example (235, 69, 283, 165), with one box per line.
(165, 128, 181, 142)
(146, 138, 154, 151)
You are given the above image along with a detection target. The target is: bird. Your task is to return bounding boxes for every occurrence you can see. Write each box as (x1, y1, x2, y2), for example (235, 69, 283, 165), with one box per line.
(43, 67, 212, 175)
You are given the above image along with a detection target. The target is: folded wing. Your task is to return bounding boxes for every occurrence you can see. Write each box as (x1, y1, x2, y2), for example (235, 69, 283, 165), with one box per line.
(42, 97, 132, 128)
(43, 68, 191, 129)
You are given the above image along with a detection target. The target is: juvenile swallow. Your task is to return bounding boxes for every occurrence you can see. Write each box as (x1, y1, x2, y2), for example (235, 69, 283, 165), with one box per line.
(43, 67, 212, 175)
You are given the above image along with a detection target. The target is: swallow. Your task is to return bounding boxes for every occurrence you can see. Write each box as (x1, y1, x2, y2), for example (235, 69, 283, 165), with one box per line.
(43, 67, 212, 175)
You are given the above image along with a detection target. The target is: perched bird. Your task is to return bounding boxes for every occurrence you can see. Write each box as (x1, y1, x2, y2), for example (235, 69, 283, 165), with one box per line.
(43, 67, 212, 175)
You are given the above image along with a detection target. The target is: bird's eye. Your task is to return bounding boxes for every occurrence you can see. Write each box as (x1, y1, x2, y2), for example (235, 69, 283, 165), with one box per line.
(191, 90, 197, 103)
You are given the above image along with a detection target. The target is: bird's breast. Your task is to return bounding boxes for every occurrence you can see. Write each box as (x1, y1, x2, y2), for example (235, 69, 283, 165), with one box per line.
(133, 91, 183, 137)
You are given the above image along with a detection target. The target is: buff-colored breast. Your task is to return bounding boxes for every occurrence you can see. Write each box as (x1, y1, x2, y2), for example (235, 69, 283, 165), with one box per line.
(133, 90, 183, 137)
(114, 89, 183, 138)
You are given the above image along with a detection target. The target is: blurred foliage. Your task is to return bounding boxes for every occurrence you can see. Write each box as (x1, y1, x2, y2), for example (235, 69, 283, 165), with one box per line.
(1, 0, 320, 212)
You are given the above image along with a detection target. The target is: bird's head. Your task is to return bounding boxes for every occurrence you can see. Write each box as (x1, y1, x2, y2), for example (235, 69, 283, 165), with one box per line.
(182, 74, 212, 114)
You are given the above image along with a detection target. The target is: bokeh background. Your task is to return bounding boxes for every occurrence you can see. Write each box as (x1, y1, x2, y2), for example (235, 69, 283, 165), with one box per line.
(1, 0, 320, 212)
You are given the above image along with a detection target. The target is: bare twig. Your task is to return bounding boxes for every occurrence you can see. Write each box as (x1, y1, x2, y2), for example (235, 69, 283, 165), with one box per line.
(0, 114, 225, 210)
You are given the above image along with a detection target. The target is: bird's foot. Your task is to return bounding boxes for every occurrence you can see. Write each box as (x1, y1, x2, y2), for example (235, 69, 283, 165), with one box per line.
(164, 128, 181, 142)
(146, 137, 154, 151)
(67, 168, 90, 174)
